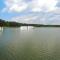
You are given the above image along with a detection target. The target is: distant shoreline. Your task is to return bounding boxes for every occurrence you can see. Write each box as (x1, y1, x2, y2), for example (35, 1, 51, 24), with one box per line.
(0, 19, 60, 27)
(0, 24, 60, 27)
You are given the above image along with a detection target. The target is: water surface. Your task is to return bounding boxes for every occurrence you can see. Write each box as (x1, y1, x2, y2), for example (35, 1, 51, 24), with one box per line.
(0, 27, 60, 60)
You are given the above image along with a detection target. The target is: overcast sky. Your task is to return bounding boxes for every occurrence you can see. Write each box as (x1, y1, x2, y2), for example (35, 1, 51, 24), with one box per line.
(0, 0, 60, 24)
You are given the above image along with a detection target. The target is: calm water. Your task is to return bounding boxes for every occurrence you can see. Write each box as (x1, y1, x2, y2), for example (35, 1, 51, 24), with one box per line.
(0, 27, 60, 60)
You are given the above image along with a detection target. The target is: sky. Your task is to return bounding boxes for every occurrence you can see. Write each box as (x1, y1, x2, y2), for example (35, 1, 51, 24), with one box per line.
(0, 0, 60, 24)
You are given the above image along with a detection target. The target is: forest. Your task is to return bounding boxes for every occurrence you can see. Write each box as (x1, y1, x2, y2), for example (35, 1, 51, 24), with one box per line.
(0, 19, 60, 27)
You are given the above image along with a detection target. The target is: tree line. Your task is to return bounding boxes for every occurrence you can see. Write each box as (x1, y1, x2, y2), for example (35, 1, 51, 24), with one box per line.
(0, 19, 60, 27)
(0, 19, 21, 27)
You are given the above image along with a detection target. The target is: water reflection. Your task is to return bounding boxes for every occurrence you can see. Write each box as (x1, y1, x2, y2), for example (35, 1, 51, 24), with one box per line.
(0, 27, 60, 60)
(20, 26, 34, 31)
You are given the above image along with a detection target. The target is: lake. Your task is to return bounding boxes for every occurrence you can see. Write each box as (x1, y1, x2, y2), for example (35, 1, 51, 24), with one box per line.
(0, 27, 60, 60)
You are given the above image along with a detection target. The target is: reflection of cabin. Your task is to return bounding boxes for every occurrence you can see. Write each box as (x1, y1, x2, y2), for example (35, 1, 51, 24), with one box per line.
(20, 26, 33, 31)
(0, 27, 3, 31)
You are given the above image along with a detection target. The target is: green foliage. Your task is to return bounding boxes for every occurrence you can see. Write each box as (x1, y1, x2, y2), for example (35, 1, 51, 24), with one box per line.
(0, 19, 21, 27)
(0, 19, 60, 27)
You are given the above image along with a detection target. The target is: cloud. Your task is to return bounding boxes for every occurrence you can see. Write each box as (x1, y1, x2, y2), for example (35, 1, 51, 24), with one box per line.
(3, 0, 28, 12)
(10, 13, 46, 24)
(10, 11, 60, 25)
(51, 7, 60, 14)
(2, 0, 60, 25)
(3, 0, 58, 12)
(11, 13, 38, 23)
(31, 0, 57, 12)
(56, 1, 60, 7)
